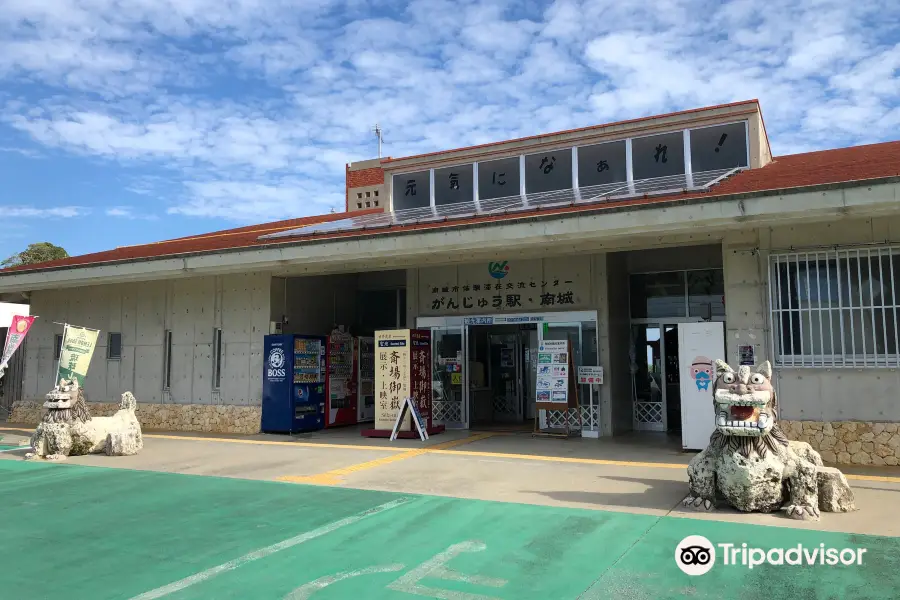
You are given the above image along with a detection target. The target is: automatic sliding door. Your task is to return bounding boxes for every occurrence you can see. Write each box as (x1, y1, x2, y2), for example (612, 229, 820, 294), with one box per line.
(431, 327, 468, 429)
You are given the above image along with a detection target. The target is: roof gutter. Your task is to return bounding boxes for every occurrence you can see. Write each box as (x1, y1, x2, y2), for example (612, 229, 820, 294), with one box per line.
(0, 177, 898, 294)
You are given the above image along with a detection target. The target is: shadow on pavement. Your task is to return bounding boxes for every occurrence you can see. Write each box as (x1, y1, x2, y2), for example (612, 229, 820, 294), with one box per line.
(525, 475, 688, 511)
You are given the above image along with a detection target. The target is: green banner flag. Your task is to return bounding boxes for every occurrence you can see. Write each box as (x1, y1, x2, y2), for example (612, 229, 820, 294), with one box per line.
(56, 324, 100, 386)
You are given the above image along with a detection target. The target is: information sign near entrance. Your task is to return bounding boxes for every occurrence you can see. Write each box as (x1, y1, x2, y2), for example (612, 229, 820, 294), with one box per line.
(576, 366, 603, 385)
(533, 339, 581, 438)
(577, 366, 603, 438)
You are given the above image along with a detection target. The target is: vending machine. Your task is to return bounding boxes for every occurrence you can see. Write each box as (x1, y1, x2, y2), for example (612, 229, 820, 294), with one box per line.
(261, 334, 326, 433)
(356, 336, 375, 423)
(325, 329, 357, 428)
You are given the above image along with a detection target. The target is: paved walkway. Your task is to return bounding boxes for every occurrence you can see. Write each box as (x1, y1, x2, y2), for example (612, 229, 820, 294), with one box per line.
(1, 426, 899, 598)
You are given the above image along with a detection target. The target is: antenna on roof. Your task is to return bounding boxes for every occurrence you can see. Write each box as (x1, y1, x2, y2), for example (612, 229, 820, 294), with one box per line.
(372, 123, 384, 158)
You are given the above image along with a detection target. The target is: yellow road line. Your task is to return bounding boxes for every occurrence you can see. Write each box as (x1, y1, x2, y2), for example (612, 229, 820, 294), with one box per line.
(278, 433, 497, 486)
(843, 474, 900, 483)
(142, 433, 411, 453)
(432, 448, 690, 469)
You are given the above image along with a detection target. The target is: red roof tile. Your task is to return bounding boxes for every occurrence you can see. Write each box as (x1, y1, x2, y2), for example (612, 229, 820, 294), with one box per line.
(2, 140, 898, 275)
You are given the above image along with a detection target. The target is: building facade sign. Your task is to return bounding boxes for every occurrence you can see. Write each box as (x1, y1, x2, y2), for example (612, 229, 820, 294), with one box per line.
(418, 256, 591, 316)
(477, 156, 520, 201)
(392, 170, 430, 211)
(434, 164, 474, 206)
(577, 140, 627, 187)
(524, 149, 572, 194)
(690, 122, 748, 172)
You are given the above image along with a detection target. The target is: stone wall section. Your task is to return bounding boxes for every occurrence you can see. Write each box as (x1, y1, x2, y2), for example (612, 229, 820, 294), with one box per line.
(781, 420, 900, 466)
(10, 401, 261, 435)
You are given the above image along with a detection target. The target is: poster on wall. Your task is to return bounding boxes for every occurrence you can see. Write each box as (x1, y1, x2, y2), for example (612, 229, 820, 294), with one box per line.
(410, 329, 433, 430)
(375, 329, 411, 430)
(536, 340, 568, 404)
(679, 322, 725, 451)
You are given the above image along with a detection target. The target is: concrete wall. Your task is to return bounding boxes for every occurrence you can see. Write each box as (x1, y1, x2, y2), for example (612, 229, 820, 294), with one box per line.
(273, 270, 406, 336)
(22, 272, 271, 407)
(723, 216, 900, 424)
(626, 244, 723, 273)
(277, 274, 358, 336)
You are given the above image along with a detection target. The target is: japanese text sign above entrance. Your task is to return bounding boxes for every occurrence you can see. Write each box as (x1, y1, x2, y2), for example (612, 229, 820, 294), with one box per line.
(419, 256, 591, 316)
(577, 366, 604, 385)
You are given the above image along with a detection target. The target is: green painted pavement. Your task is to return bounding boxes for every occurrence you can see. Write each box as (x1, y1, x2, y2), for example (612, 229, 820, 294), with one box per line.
(0, 460, 897, 599)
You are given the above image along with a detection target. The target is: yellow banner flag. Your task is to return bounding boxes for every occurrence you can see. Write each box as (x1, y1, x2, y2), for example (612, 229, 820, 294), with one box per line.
(56, 324, 100, 386)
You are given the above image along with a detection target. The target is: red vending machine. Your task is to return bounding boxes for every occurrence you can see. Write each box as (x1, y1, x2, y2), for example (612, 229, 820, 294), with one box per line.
(325, 328, 357, 428)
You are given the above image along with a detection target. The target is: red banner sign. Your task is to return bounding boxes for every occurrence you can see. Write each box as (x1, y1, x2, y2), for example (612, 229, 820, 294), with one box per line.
(1, 315, 35, 367)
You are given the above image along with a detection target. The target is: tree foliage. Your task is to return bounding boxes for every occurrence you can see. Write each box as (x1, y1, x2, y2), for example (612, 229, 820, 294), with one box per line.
(2, 242, 69, 268)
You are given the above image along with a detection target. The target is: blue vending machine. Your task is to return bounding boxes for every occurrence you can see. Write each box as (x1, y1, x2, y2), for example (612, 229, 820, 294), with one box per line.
(262, 334, 326, 433)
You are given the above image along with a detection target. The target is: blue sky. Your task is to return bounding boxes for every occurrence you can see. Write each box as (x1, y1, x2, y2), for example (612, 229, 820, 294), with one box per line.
(1, 0, 898, 261)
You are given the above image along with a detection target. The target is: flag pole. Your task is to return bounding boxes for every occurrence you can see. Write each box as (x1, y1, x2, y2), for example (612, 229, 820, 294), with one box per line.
(55, 323, 68, 387)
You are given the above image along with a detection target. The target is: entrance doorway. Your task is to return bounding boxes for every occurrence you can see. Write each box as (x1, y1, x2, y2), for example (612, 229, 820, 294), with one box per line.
(631, 323, 681, 433)
(419, 311, 598, 432)
(467, 324, 534, 429)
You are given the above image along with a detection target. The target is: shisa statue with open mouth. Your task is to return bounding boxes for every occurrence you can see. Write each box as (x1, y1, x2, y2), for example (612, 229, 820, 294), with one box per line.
(682, 359, 856, 520)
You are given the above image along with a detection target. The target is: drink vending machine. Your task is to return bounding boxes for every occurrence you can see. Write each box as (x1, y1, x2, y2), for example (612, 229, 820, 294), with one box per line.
(261, 334, 326, 433)
(356, 337, 375, 423)
(325, 329, 357, 428)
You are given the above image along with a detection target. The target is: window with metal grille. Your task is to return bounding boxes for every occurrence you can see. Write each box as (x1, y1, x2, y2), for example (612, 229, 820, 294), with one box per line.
(769, 247, 900, 367)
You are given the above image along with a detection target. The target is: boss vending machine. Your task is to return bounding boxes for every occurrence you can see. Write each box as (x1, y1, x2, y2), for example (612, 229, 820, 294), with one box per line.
(261, 334, 326, 433)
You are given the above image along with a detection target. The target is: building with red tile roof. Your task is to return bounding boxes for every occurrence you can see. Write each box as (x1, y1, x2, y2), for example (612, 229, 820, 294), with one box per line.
(2, 100, 899, 467)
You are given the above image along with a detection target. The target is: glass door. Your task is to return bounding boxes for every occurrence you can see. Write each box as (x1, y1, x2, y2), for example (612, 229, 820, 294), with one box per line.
(662, 324, 681, 433)
(431, 327, 468, 429)
(631, 324, 664, 431)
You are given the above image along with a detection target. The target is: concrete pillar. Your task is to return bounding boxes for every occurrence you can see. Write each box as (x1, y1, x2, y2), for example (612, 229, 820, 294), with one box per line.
(722, 229, 769, 366)
(406, 268, 420, 327)
(592, 253, 613, 436)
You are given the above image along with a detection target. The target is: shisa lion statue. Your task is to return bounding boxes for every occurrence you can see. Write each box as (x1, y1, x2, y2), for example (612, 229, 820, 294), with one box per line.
(25, 378, 143, 461)
(682, 360, 855, 520)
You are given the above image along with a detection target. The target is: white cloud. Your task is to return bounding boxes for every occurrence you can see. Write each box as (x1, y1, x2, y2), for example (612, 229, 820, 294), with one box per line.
(105, 206, 159, 220)
(0, 0, 897, 223)
(4, 206, 88, 218)
(172, 179, 342, 222)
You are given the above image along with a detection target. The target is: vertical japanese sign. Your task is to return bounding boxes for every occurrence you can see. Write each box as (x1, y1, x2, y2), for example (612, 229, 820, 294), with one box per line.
(410, 329, 432, 429)
(535, 340, 569, 405)
(56, 324, 100, 387)
(0, 315, 35, 370)
(375, 329, 411, 430)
